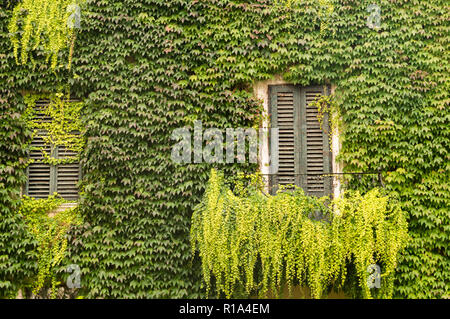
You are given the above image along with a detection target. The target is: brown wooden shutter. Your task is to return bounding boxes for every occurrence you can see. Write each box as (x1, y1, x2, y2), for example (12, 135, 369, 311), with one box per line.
(269, 85, 332, 197)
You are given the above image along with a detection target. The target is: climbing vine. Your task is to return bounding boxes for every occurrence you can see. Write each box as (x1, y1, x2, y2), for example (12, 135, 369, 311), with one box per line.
(24, 93, 85, 166)
(311, 93, 342, 138)
(18, 194, 82, 298)
(8, 0, 83, 70)
(191, 169, 409, 299)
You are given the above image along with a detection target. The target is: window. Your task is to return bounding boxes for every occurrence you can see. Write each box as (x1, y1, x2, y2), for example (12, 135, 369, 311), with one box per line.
(269, 85, 332, 197)
(25, 100, 81, 201)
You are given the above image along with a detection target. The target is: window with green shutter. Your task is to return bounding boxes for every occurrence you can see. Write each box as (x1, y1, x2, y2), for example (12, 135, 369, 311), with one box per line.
(25, 100, 81, 201)
(269, 85, 332, 197)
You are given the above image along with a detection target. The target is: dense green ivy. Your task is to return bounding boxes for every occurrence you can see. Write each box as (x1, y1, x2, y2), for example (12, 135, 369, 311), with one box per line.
(0, 5, 35, 297)
(1, 0, 448, 298)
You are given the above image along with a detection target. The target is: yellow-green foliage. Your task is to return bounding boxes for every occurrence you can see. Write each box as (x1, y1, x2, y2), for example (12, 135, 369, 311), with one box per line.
(191, 169, 409, 299)
(24, 93, 85, 166)
(311, 93, 341, 138)
(8, 0, 81, 69)
(19, 194, 82, 298)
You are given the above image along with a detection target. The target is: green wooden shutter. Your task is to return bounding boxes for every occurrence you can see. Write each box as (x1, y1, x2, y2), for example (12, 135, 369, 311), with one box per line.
(300, 86, 332, 197)
(269, 85, 300, 193)
(269, 85, 332, 197)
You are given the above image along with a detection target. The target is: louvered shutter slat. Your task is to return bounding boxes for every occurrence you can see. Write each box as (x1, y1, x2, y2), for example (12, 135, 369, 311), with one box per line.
(56, 144, 80, 201)
(275, 91, 294, 184)
(303, 87, 332, 197)
(305, 89, 325, 194)
(269, 85, 301, 192)
(27, 135, 51, 198)
(34, 101, 52, 123)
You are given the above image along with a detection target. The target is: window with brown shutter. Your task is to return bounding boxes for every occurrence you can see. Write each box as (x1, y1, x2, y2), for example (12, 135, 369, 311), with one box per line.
(269, 85, 332, 197)
(25, 100, 81, 201)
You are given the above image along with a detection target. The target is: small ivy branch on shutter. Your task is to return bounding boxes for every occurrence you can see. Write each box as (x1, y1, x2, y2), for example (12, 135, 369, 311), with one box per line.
(311, 93, 342, 137)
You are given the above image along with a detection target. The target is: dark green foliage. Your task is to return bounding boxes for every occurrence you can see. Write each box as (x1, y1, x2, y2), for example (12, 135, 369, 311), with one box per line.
(0, 5, 70, 297)
(333, 1, 449, 298)
(1, 0, 448, 298)
(0, 87, 37, 297)
(0, 9, 36, 298)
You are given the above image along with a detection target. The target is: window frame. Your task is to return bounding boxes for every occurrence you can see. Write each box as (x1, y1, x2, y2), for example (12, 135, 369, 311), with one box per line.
(24, 99, 82, 201)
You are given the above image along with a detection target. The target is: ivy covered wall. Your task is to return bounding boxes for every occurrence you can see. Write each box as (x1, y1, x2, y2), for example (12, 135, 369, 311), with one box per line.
(0, 0, 448, 298)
